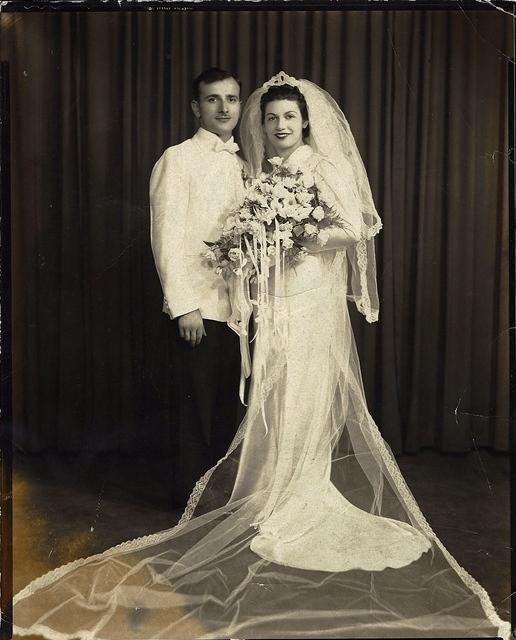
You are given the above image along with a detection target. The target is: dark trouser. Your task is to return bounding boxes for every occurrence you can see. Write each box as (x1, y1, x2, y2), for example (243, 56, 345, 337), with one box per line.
(169, 318, 243, 507)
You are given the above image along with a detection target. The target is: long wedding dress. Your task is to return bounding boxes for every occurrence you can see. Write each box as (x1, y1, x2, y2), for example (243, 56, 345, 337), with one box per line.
(13, 76, 510, 640)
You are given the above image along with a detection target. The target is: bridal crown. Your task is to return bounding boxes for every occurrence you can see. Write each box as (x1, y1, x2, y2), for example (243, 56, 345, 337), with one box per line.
(262, 71, 301, 90)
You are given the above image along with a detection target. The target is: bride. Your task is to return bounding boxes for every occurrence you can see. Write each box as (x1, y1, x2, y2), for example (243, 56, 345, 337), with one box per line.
(13, 73, 509, 640)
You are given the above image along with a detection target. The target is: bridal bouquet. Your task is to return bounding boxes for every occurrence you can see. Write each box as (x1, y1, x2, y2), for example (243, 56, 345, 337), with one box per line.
(203, 158, 345, 280)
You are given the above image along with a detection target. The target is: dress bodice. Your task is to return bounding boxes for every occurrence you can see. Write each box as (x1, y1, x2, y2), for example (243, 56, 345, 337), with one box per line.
(264, 144, 346, 298)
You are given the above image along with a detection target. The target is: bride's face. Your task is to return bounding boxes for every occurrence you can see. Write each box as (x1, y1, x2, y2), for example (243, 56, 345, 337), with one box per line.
(263, 99, 308, 157)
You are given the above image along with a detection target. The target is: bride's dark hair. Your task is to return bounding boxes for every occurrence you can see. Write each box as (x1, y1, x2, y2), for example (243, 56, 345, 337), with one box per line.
(260, 84, 310, 139)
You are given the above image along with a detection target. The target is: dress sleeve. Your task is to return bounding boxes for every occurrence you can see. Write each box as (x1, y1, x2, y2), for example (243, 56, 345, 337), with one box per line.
(312, 154, 381, 323)
(311, 156, 363, 250)
(149, 146, 201, 319)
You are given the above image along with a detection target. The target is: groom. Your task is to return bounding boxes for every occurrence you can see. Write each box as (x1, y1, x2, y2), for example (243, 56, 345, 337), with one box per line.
(150, 67, 245, 507)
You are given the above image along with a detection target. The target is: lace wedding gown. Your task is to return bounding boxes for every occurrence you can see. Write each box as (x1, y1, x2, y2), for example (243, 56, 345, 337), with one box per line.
(13, 143, 509, 640)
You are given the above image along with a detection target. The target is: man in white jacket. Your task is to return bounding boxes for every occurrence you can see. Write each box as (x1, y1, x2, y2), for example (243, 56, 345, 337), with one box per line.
(150, 68, 246, 506)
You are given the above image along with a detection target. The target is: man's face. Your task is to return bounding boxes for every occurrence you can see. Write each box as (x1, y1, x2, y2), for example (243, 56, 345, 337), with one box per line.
(191, 78, 241, 142)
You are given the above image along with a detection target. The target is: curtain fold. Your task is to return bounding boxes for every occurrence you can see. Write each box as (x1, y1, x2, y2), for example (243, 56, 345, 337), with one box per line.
(0, 9, 510, 454)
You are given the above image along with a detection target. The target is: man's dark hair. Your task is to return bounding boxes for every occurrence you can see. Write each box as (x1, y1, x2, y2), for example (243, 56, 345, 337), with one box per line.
(260, 84, 310, 139)
(192, 68, 242, 102)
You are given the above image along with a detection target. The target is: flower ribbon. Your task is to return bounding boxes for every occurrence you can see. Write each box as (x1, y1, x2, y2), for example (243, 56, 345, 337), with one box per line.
(227, 221, 290, 437)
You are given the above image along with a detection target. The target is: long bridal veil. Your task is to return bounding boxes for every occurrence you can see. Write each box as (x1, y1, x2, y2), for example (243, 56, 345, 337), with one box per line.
(13, 74, 510, 640)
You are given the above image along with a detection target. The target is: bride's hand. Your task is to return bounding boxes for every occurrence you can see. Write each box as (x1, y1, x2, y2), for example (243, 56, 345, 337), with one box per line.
(297, 237, 321, 253)
(298, 227, 359, 253)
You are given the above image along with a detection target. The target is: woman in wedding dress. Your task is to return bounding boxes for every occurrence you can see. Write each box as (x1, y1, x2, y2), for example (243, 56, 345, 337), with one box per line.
(13, 73, 510, 640)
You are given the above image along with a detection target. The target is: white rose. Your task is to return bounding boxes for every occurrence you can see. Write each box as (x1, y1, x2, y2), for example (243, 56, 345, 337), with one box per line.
(312, 206, 325, 221)
(297, 206, 313, 221)
(282, 238, 294, 249)
(272, 183, 290, 199)
(228, 248, 243, 262)
(295, 191, 313, 206)
(279, 228, 293, 242)
(289, 207, 311, 222)
(284, 194, 297, 208)
(304, 223, 318, 236)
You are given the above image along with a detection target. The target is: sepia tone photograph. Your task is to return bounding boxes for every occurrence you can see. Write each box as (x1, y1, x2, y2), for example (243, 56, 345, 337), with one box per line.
(0, 4, 512, 639)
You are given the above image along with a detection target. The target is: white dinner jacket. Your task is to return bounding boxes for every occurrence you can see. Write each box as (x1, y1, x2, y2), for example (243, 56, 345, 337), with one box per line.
(150, 127, 246, 322)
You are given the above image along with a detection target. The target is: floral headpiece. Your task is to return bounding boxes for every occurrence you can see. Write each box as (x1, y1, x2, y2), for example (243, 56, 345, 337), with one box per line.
(262, 71, 301, 90)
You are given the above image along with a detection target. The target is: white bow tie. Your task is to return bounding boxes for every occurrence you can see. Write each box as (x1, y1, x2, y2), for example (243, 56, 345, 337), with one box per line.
(214, 139, 240, 154)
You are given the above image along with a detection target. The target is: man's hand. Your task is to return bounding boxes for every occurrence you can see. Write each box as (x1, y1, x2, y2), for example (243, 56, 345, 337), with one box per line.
(178, 309, 206, 347)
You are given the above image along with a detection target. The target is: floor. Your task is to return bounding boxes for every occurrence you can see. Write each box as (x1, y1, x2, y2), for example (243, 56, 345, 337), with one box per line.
(12, 448, 510, 637)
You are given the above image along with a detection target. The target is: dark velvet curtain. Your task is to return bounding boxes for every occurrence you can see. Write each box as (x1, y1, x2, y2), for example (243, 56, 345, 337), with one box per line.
(0, 9, 511, 454)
